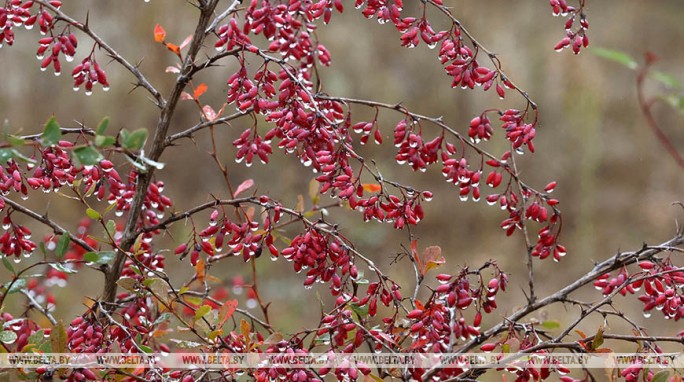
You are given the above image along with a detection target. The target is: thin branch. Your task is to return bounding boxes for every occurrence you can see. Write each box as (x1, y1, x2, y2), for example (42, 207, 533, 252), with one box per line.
(454, 233, 684, 354)
(165, 109, 252, 145)
(35, 0, 163, 106)
(3, 197, 96, 253)
(205, 0, 243, 34)
(21, 290, 57, 325)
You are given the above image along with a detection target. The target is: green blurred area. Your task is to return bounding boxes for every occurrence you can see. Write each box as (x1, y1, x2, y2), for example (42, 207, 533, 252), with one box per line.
(1, 0, 683, 357)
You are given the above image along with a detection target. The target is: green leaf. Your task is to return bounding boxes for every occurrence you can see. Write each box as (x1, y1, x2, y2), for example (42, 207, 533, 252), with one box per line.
(541, 320, 561, 330)
(55, 234, 70, 259)
(42, 117, 62, 146)
(122, 128, 148, 151)
(83, 251, 115, 265)
(651, 371, 670, 382)
(194, 305, 212, 321)
(0, 149, 14, 164)
(10, 149, 36, 164)
(171, 339, 201, 349)
(97, 117, 110, 135)
(27, 329, 46, 350)
(7, 135, 25, 147)
(0, 330, 17, 344)
(48, 263, 78, 274)
(138, 344, 153, 354)
(349, 302, 368, 318)
(73, 146, 103, 166)
(105, 220, 117, 238)
(95, 135, 116, 148)
(50, 321, 68, 353)
(650, 70, 681, 89)
(86, 208, 101, 220)
(4, 278, 26, 294)
(591, 47, 638, 70)
(1, 257, 14, 274)
(152, 312, 173, 326)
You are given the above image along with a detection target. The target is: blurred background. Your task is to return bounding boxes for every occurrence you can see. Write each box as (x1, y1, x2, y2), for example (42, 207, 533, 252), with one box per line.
(0, 0, 683, 368)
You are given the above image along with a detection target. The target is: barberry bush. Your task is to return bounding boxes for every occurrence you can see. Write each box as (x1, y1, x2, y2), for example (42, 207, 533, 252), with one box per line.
(0, 1, 682, 381)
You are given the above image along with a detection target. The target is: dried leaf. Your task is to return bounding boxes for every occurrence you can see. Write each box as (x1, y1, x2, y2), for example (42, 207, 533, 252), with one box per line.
(308, 178, 320, 205)
(234, 179, 254, 197)
(50, 321, 67, 353)
(194, 83, 208, 99)
(421, 245, 444, 275)
(296, 194, 305, 213)
(153, 24, 166, 43)
(240, 319, 250, 338)
(195, 259, 205, 282)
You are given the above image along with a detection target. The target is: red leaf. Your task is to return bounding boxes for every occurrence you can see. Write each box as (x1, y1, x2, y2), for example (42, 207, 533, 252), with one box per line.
(154, 24, 166, 43)
(218, 299, 239, 328)
(194, 83, 208, 99)
(166, 43, 181, 56)
(234, 179, 255, 197)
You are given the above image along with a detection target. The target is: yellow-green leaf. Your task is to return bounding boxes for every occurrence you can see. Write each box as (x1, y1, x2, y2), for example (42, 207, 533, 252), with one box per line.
(194, 305, 212, 321)
(86, 208, 101, 220)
